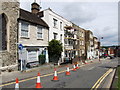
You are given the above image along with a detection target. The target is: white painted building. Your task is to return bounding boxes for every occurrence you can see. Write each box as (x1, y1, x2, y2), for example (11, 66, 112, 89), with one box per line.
(40, 8, 72, 63)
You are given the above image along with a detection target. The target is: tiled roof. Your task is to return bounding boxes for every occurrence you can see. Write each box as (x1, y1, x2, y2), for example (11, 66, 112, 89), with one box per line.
(18, 9, 49, 28)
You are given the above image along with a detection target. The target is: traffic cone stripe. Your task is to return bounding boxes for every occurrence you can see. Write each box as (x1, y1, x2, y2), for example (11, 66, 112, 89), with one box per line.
(77, 64, 78, 67)
(72, 64, 76, 71)
(54, 70, 58, 77)
(76, 64, 80, 69)
(67, 67, 69, 72)
(37, 75, 40, 83)
(73, 65, 75, 68)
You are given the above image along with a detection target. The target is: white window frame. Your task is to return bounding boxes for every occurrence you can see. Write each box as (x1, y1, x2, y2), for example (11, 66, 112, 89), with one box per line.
(60, 34, 62, 42)
(53, 33, 57, 40)
(60, 22, 62, 30)
(37, 25, 44, 39)
(20, 21, 29, 38)
(53, 18, 57, 28)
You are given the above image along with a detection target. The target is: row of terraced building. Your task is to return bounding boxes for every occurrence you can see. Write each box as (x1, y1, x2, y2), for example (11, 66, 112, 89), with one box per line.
(0, 0, 100, 72)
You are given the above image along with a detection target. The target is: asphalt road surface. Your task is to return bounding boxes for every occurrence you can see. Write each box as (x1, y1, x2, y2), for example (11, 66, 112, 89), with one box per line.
(1, 58, 118, 89)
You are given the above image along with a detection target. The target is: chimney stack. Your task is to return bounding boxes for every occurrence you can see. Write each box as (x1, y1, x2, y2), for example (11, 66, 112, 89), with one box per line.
(31, 2, 40, 14)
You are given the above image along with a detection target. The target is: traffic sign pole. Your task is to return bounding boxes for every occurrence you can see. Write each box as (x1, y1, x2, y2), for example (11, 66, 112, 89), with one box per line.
(20, 50, 23, 71)
(18, 44, 23, 72)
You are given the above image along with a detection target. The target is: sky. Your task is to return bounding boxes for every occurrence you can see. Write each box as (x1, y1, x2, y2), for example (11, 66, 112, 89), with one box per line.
(20, 0, 119, 46)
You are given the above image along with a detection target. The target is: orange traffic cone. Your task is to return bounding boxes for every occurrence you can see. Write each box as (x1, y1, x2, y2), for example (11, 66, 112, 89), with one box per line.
(52, 68, 59, 81)
(65, 66, 70, 76)
(72, 64, 76, 71)
(15, 78, 19, 88)
(75, 63, 80, 69)
(36, 72, 42, 88)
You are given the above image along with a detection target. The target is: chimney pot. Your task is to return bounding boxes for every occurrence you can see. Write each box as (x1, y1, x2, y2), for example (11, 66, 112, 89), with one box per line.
(31, 2, 40, 14)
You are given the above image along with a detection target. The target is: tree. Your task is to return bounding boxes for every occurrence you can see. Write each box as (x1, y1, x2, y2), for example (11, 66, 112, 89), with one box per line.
(48, 39, 63, 63)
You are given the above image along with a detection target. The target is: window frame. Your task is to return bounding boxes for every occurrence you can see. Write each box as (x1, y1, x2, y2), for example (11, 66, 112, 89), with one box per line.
(53, 18, 58, 28)
(60, 34, 62, 42)
(53, 33, 57, 40)
(60, 22, 62, 30)
(20, 21, 29, 38)
(37, 25, 44, 39)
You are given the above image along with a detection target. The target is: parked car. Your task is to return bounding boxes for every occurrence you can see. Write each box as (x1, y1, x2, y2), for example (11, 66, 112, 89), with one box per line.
(26, 61, 39, 68)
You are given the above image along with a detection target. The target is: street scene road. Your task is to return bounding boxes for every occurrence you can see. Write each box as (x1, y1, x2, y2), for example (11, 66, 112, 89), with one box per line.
(1, 58, 118, 89)
(0, 1, 119, 89)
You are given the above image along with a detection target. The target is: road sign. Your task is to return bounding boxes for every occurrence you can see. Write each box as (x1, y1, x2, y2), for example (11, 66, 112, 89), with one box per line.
(18, 44, 23, 50)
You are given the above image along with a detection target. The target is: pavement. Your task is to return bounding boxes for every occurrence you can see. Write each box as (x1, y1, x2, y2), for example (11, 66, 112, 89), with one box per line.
(1, 58, 100, 84)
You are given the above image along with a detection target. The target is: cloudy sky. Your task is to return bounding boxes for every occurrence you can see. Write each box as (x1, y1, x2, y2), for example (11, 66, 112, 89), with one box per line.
(20, 0, 118, 46)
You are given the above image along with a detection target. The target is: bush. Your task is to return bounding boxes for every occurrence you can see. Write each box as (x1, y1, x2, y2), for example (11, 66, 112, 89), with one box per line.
(38, 54, 45, 65)
(48, 39, 63, 63)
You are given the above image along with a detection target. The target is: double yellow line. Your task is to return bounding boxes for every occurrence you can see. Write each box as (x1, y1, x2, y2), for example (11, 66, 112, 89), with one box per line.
(91, 68, 113, 90)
